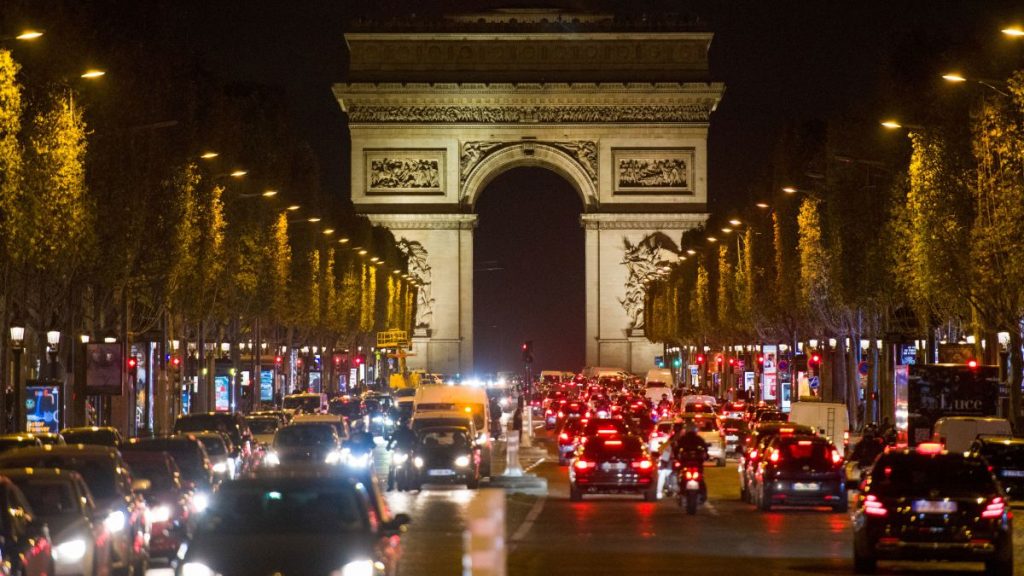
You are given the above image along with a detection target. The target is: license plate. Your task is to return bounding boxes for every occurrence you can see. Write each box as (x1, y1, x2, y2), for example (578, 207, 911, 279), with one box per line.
(686, 480, 700, 490)
(913, 500, 957, 514)
(428, 469, 455, 477)
(793, 482, 820, 491)
(1001, 469, 1024, 478)
(601, 462, 626, 472)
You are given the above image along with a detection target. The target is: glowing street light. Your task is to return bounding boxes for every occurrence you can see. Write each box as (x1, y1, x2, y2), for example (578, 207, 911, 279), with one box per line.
(756, 202, 770, 209)
(338, 237, 350, 244)
(880, 120, 904, 129)
(728, 219, 741, 226)
(286, 205, 300, 211)
(706, 236, 718, 243)
(80, 69, 106, 79)
(262, 190, 278, 197)
(200, 151, 219, 160)
(307, 217, 321, 223)
(1003, 26, 1024, 37)
(941, 72, 967, 83)
(322, 228, 335, 235)
(782, 186, 798, 194)
(229, 169, 247, 178)
(686, 249, 696, 255)
(16, 30, 43, 41)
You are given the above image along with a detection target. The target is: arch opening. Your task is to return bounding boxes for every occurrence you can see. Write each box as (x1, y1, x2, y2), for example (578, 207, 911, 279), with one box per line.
(473, 167, 585, 375)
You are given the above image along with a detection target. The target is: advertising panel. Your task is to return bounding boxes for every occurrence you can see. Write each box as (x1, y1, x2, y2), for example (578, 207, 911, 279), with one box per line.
(260, 370, 274, 402)
(25, 382, 61, 433)
(214, 376, 230, 412)
(762, 344, 778, 401)
(85, 343, 123, 395)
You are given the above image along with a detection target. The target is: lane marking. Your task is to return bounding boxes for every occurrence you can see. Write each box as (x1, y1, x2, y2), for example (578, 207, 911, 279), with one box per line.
(524, 457, 546, 473)
(511, 496, 546, 542)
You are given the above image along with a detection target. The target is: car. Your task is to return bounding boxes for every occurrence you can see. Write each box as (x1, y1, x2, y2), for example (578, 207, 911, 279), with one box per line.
(751, 434, 847, 512)
(361, 394, 394, 437)
(264, 423, 344, 467)
(120, 450, 194, 564)
(969, 435, 1024, 500)
(191, 431, 236, 480)
(1, 468, 104, 576)
(933, 416, 1013, 453)
(853, 443, 1013, 575)
(738, 423, 816, 502)
(0, 433, 43, 454)
(281, 392, 328, 415)
(58, 427, 122, 447)
(120, 436, 215, 507)
(556, 419, 584, 465)
(544, 399, 568, 429)
(177, 470, 408, 576)
(244, 414, 281, 448)
(0, 445, 149, 576)
(327, 395, 363, 422)
(0, 475, 55, 576)
(555, 401, 587, 428)
(721, 417, 748, 456)
(290, 414, 350, 444)
(683, 402, 716, 415)
(677, 413, 727, 466)
(411, 426, 481, 489)
(173, 413, 253, 471)
(752, 409, 788, 424)
(721, 401, 747, 420)
(569, 435, 657, 501)
(29, 432, 66, 446)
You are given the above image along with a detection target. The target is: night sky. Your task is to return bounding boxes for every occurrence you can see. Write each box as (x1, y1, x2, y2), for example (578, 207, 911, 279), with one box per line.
(36, 0, 1024, 374)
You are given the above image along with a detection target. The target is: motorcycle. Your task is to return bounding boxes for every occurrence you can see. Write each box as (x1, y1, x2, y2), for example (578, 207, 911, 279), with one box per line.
(680, 464, 703, 515)
(388, 449, 412, 491)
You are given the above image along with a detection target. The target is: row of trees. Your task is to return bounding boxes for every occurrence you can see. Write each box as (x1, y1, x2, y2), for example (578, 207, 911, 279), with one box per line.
(645, 71, 1024, 429)
(0, 2, 416, 426)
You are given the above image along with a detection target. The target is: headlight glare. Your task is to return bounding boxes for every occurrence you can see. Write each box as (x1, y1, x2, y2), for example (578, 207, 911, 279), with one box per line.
(181, 562, 218, 576)
(192, 492, 210, 513)
(454, 455, 470, 468)
(335, 559, 374, 576)
(392, 452, 408, 464)
(147, 504, 172, 523)
(413, 456, 424, 468)
(212, 461, 228, 474)
(325, 450, 343, 464)
(54, 538, 87, 563)
(264, 452, 280, 466)
(103, 510, 126, 533)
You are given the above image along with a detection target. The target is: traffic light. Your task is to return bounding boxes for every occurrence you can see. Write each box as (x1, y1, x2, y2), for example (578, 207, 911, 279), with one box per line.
(274, 355, 283, 365)
(353, 354, 366, 367)
(127, 357, 138, 379)
(521, 341, 534, 364)
(672, 357, 682, 368)
(809, 353, 822, 367)
(696, 354, 705, 365)
(757, 355, 764, 365)
(170, 356, 182, 369)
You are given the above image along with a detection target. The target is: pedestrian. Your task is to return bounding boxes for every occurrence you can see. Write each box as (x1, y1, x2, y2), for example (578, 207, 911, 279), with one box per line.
(512, 402, 523, 442)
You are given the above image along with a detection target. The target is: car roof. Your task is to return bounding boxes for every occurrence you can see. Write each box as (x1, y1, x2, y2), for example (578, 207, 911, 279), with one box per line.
(0, 467, 86, 482)
(0, 444, 119, 458)
(975, 435, 1024, 445)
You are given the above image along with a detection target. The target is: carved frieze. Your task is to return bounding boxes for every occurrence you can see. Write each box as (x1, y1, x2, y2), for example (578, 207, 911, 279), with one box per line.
(612, 148, 695, 195)
(460, 140, 598, 187)
(347, 104, 711, 124)
(365, 149, 445, 195)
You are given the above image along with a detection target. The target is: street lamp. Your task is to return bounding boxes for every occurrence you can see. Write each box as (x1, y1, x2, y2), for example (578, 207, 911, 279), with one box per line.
(940, 72, 1010, 97)
(9, 319, 25, 432)
(1003, 26, 1024, 37)
(15, 30, 43, 41)
(80, 69, 105, 79)
(199, 151, 219, 160)
(47, 329, 61, 348)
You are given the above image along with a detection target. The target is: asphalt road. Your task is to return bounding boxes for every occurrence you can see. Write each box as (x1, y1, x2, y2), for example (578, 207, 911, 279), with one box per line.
(385, 427, 1024, 576)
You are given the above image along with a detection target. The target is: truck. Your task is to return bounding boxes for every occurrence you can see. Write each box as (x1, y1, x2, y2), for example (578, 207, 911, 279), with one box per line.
(789, 400, 850, 448)
(907, 363, 1000, 446)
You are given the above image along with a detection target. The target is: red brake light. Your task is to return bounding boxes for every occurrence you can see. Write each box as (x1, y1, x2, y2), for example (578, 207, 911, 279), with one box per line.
(779, 427, 794, 434)
(916, 442, 944, 455)
(574, 459, 595, 471)
(597, 428, 618, 435)
(769, 450, 779, 463)
(632, 460, 653, 471)
(982, 497, 1005, 518)
(968, 359, 978, 368)
(831, 449, 843, 466)
(604, 440, 623, 446)
(559, 432, 570, 441)
(749, 449, 758, 460)
(798, 440, 813, 445)
(558, 411, 565, 418)
(863, 494, 888, 517)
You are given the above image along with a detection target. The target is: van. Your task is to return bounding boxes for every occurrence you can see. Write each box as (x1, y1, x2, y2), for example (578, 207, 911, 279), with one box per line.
(582, 366, 626, 380)
(789, 401, 849, 447)
(414, 385, 492, 477)
(933, 416, 1013, 453)
(644, 368, 674, 404)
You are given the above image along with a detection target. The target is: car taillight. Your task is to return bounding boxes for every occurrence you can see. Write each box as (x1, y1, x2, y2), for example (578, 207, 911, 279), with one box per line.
(769, 450, 779, 463)
(982, 497, 1005, 519)
(684, 469, 701, 480)
(863, 494, 887, 517)
(574, 459, 596, 471)
(632, 460, 653, 471)
(558, 411, 565, 418)
(546, 409, 553, 415)
(749, 449, 758, 460)
(725, 428, 738, 434)
(831, 449, 843, 466)
(559, 432, 570, 441)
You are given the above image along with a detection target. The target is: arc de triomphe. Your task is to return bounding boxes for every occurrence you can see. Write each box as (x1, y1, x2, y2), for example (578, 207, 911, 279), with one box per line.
(334, 10, 723, 375)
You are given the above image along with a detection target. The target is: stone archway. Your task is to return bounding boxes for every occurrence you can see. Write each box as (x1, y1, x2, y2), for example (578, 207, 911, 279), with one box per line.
(334, 10, 724, 375)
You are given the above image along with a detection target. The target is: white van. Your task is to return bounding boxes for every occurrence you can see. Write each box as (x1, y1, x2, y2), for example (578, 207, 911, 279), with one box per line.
(414, 385, 493, 477)
(933, 416, 1013, 453)
(789, 401, 849, 447)
(644, 368, 674, 404)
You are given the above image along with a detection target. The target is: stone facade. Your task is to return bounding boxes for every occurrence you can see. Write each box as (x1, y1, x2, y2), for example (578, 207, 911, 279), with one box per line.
(336, 13, 723, 375)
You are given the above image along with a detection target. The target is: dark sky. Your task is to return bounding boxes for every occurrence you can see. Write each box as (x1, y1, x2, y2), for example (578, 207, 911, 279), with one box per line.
(33, 0, 1021, 374)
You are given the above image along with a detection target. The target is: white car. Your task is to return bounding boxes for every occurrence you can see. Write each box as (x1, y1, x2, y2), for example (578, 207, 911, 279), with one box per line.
(677, 413, 726, 466)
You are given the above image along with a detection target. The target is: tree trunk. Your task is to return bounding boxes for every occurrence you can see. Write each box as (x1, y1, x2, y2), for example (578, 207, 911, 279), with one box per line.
(1009, 329, 1023, 432)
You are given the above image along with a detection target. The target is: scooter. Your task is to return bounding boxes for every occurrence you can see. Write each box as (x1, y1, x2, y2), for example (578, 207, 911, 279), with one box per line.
(680, 465, 703, 515)
(387, 449, 412, 491)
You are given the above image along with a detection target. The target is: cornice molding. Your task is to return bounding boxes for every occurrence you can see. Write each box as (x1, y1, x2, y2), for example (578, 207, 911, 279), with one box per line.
(580, 213, 707, 230)
(367, 213, 478, 230)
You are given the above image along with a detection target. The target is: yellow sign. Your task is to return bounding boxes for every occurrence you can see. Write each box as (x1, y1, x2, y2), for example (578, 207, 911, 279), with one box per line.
(377, 329, 409, 348)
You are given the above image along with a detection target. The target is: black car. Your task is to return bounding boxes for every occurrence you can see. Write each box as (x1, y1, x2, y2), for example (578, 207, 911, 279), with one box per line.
(0, 445, 149, 576)
(0, 433, 43, 454)
(738, 423, 816, 502)
(120, 436, 215, 504)
(969, 435, 1024, 500)
(569, 435, 657, 501)
(265, 423, 343, 467)
(177, 470, 408, 576)
(174, 413, 253, 469)
(120, 450, 194, 564)
(59, 427, 122, 447)
(853, 444, 1013, 575)
(0, 475, 55, 576)
(751, 434, 847, 512)
(412, 426, 481, 489)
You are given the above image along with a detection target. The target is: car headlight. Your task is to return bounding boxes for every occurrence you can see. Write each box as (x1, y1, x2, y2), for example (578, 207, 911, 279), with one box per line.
(384, 417, 394, 426)
(192, 492, 210, 514)
(454, 455, 470, 468)
(147, 504, 172, 524)
(181, 562, 219, 576)
(392, 452, 408, 465)
(103, 510, 126, 533)
(264, 452, 280, 466)
(212, 461, 228, 474)
(325, 450, 344, 465)
(413, 456, 424, 468)
(371, 416, 383, 423)
(345, 452, 370, 468)
(53, 538, 87, 563)
(333, 559, 375, 576)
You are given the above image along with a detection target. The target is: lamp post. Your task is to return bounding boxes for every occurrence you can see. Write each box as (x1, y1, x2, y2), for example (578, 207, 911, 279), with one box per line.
(9, 321, 25, 432)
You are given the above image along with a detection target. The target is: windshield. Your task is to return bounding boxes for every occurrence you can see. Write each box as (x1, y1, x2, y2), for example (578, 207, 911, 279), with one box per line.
(175, 416, 240, 443)
(62, 430, 117, 446)
(870, 454, 997, 496)
(123, 443, 207, 486)
(246, 418, 280, 435)
(196, 437, 227, 457)
(202, 484, 365, 534)
(283, 396, 321, 412)
(274, 425, 338, 448)
(12, 480, 77, 516)
(328, 400, 361, 418)
(978, 443, 1024, 468)
(681, 418, 719, 433)
(0, 455, 118, 501)
(583, 437, 643, 457)
(418, 429, 469, 449)
(0, 439, 38, 453)
(122, 456, 176, 491)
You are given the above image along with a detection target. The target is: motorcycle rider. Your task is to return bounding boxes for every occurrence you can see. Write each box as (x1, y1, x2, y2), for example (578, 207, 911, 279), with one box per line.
(386, 417, 417, 490)
(671, 421, 709, 502)
(657, 394, 673, 415)
(348, 419, 376, 465)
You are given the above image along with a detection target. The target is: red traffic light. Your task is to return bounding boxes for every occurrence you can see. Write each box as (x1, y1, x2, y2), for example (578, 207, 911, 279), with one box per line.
(757, 355, 764, 364)
(810, 354, 822, 364)
(696, 354, 705, 364)
(354, 354, 366, 366)
(715, 355, 723, 364)
(728, 358, 736, 366)
(274, 355, 283, 365)
(170, 356, 181, 368)
(967, 359, 978, 368)
(127, 357, 138, 369)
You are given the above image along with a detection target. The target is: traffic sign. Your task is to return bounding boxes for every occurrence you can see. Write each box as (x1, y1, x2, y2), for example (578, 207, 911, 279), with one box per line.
(857, 361, 869, 376)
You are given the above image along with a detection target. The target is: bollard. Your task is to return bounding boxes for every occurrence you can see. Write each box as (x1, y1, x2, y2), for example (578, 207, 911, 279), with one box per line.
(463, 489, 506, 576)
(521, 408, 533, 448)
(504, 433, 523, 477)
